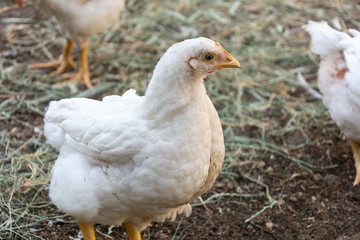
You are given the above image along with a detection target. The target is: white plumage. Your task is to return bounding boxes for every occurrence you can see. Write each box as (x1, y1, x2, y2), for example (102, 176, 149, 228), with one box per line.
(44, 37, 240, 238)
(30, 0, 125, 46)
(305, 21, 360, 185)
(25, 0, 125, 88)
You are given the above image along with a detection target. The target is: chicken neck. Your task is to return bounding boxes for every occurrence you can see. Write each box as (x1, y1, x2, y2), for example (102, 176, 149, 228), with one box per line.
(140, 59, 208, 124)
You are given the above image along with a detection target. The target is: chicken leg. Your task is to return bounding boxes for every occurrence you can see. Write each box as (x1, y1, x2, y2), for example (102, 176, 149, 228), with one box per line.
(31, 39, 93, 88)
(60, 40, 93, 88)
(124, 222, 141, 240)
(78, 221, 96, 240)
(347, 138, 360, 186)
(30, 38, 76, 76)
(77, 221, 141, 240)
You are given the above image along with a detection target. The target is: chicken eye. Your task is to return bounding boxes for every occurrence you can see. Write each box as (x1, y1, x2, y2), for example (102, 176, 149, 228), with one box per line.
(204, 53, 214, 62)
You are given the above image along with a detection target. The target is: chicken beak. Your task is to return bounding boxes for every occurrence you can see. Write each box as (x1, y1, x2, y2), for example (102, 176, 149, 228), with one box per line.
(15, 0, 24, 7)
(215, 55, 241, 69)
(212, 42, 241, 71)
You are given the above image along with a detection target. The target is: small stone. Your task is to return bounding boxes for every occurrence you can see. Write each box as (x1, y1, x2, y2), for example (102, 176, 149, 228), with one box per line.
(227, 182, 234, 190)
(265, 221, 274, 230)
(266, 166, 274, 174)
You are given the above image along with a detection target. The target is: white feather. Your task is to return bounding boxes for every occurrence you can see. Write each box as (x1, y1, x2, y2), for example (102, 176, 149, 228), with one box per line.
(45, 37, 230, 230)
(29, 0, 125, 46)
(304, 21, 360, 142)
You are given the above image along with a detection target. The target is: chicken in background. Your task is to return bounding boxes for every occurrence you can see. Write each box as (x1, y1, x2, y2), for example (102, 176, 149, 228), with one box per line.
(16, 0, 125, 88)
(304, 21, 360, 185)
(44, 37, 240, 240)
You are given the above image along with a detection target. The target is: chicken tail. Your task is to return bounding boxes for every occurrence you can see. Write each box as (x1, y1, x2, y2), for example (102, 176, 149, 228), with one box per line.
(304, 21, 350, 56)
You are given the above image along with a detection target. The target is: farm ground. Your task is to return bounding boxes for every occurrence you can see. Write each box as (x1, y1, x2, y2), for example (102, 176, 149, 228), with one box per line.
(1, 0, 360, 239)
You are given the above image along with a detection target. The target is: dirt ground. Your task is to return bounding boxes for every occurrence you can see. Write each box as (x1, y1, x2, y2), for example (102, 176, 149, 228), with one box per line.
(1, 1, 360, 240)
(31, 140, 360, 240)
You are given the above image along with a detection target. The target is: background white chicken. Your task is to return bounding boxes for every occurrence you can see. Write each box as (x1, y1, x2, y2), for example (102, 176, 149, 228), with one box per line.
(305, 21, 360, 185)
(44, 37, 240, 240)
(18, 0, 125, 88)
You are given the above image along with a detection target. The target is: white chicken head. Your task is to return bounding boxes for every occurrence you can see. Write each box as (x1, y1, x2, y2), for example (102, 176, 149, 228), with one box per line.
(154, 37, 241, 81)
(186, 38, 241, 77)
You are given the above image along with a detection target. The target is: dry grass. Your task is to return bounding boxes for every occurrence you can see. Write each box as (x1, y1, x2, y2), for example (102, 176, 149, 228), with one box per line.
(1, 0, 359, 239)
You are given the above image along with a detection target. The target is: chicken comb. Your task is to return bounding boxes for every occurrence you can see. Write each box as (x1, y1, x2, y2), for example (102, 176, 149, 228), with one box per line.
(215, 42, 231, 56)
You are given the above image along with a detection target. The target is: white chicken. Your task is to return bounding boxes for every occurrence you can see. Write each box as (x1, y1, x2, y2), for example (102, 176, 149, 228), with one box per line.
(305, 21, 360, 185)
(19, 0, 125, 88)
(44, 37, 241, 240)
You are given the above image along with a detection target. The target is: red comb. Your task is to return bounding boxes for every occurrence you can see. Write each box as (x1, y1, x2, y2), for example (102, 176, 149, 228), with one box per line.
(215, 42, 231, 56)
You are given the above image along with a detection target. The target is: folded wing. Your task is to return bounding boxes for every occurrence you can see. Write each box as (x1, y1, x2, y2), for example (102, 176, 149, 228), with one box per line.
(44, 89, 145, 163)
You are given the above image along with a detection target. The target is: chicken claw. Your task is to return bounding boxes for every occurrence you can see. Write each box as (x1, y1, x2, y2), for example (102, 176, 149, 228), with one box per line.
(30, 39, 75, 75)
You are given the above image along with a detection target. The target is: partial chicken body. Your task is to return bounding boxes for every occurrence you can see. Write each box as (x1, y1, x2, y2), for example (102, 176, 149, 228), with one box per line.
(32, 0, 123, 46)
(28, 0, 125, 88)
(44, 37, 241, 239)
(305, 21, 360, 185)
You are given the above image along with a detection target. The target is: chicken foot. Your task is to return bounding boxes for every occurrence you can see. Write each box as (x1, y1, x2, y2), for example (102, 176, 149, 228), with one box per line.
(124, 222, 141, 240)
(59, 40, 93, 89)
(78, 221, 96, 240)
(347, 138, 360, 186)
(30, 38, 76, 75)
(77, 221, 141, 240)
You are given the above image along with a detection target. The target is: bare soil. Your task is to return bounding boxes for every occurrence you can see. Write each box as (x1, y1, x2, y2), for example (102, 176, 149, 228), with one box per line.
(2, 1, 360, 240)
(3, 109, 360, 240)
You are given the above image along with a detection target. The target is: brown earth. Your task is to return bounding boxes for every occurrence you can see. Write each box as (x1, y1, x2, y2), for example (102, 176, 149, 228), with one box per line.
(1, 1, 360, 240)
(3, 109, 360, 240)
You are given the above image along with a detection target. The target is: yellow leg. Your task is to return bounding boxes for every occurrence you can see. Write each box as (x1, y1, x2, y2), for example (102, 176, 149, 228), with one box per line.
(77, 221, 96, 240)
(60, 39, 93, 88)
(347, 138, 360, 186)
(30, 38, 75, 75)
(124, 222, 141, 240)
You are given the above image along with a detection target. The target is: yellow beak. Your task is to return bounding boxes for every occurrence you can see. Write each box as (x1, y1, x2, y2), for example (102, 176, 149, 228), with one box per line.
(215, 56, 241, 69)
(212, 42, 241, 71)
